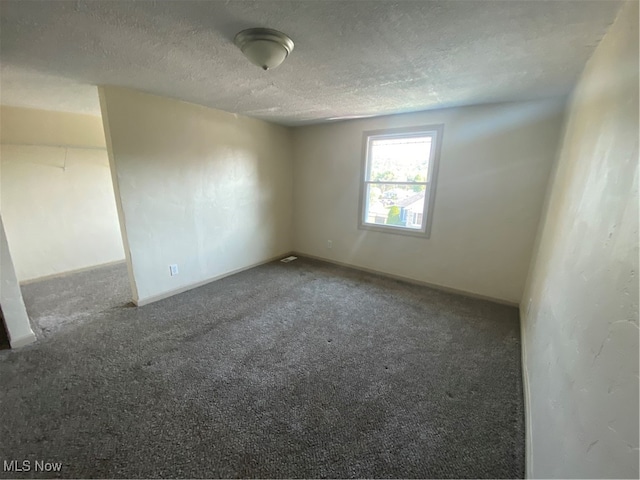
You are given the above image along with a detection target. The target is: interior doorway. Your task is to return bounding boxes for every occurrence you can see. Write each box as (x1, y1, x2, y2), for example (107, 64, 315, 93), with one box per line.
(0, 103, 129, 340)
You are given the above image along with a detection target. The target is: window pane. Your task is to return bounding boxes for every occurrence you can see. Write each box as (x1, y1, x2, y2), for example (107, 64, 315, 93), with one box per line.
(368, 136, 432, 182)
(364, 183, 426, 230)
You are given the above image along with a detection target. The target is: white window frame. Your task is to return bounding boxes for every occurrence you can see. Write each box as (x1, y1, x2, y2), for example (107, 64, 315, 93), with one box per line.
(358, 124, 443, 238)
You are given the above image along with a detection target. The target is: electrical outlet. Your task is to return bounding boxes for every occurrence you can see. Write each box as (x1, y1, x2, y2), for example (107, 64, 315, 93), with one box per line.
(327, 240, 333, 249)
(169, 264, 179, 276)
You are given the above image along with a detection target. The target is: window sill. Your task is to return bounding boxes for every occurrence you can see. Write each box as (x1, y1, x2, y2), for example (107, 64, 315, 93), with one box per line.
(358, 223, 431, 238)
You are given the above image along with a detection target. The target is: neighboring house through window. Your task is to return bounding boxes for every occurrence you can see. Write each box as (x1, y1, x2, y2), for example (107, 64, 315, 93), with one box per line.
(359, 125, 443, 237)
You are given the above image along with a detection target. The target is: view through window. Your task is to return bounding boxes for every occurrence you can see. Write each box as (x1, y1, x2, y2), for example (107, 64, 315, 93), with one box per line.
(361, 127, 441, 236)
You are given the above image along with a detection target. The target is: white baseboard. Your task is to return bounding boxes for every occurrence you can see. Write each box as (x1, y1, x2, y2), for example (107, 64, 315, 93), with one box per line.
(9, 331, 37, 348)
(134, 252, 294, 307)
(19, 259, 127, 285)
(520, 308, 533, 479)
(293, 251, 519, 307)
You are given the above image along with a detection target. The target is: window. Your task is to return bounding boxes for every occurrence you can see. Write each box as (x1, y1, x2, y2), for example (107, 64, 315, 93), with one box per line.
(359, 125, 443, 237)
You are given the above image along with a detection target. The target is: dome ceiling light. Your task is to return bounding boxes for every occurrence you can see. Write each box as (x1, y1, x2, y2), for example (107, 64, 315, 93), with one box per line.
(234, 28, 294, 71)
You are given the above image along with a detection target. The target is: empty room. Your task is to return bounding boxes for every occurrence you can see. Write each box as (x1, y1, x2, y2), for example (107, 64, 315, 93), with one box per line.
(0, 1, 638, 479)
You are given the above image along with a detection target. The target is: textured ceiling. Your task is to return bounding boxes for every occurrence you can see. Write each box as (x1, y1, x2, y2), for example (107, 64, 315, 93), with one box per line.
(0, 0, 622, 126)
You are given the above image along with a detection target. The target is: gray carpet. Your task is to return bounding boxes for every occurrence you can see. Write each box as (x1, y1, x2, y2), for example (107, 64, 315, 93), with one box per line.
(1, 257, 524, 479)
(20, 262, 131, 338)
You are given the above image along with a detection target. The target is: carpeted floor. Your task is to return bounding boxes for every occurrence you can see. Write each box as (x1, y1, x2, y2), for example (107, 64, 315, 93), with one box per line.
(20, 262, 132, 338)
(1, 257, 524, 479)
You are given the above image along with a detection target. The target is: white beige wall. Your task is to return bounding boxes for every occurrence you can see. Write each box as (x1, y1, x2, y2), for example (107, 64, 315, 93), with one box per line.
(521, 2, 639, 478)
(0, 106, 125, 281)
(0, 105, 106, 146)
(0, 214, 36, 348)
(292, 100, 565, 304)
(99, 86, 293, 305)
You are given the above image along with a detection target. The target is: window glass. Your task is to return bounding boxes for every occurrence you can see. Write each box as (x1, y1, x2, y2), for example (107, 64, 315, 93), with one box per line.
(360, 126, 442, 237)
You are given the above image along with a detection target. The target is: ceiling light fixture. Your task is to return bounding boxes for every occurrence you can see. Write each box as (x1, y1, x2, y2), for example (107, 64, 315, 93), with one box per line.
(234, 28, 294, 71)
